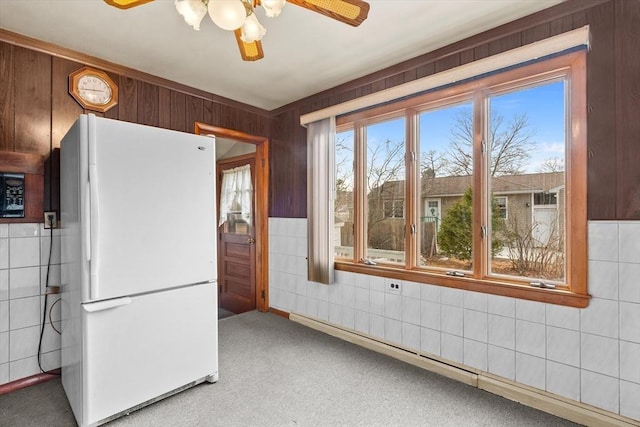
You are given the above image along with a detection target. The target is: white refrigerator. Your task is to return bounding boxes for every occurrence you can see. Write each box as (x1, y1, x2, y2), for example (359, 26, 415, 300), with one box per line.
(60, 114, 218, 427)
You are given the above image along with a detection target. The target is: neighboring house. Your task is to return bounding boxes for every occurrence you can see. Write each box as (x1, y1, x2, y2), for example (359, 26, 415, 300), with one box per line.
(344, 172, 565, 255)
(423, 172, 565, 247)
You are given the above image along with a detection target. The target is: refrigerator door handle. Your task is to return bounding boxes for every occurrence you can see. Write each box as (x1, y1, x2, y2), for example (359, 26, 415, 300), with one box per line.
(83, 297, 132, 313)
(89, 163, 100, 299)
(85, 186, 92, 262)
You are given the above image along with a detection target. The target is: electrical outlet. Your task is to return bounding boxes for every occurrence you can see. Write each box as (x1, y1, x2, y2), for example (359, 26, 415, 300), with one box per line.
(44, 211, 57, 229)
(389, 282, 401, 294)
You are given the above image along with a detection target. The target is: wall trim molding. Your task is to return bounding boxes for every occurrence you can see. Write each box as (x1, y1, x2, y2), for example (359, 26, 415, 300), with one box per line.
(289, 312, 640, 427)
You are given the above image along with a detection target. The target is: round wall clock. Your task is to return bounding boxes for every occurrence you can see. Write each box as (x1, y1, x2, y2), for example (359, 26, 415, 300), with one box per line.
(69, 67, 118, 112)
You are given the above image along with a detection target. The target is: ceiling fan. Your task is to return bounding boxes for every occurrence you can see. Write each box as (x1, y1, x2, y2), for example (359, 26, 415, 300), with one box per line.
(104, 0, 370, 61)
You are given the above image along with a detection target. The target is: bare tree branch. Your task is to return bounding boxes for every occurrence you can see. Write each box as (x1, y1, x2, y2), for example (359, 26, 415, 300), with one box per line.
(538, 157, 565, 173)
(420, 149, 446, 178)
(444, 111, 535, 177)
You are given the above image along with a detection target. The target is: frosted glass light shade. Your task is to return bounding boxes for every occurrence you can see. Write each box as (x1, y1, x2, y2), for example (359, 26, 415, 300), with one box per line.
(208, 0, 248, 31)
(175, 0, 208, 30)
(240, 12, 266, 42)
(261, 0, 285, 17)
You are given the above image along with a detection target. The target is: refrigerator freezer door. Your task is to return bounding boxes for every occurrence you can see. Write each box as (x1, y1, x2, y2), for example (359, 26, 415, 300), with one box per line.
(81, 283, 218, 426)
(85, 115, 216, 302)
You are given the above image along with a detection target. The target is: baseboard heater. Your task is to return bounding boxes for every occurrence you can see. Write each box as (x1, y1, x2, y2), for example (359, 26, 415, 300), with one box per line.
(289, 312, 639, 427)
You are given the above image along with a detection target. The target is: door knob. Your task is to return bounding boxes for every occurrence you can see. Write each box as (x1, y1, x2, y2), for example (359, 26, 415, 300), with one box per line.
(247, 237, 256, 244)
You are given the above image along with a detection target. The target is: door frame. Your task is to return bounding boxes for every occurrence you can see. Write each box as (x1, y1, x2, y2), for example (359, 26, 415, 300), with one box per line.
(194, 122, 269, 313)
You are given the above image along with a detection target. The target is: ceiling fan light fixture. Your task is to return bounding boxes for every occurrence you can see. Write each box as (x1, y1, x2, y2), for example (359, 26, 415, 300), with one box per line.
(175, 0, 208, 30)
(261, 0, 286, 17)
(208, 0, 249, 31)
(240, 12, 266, 42)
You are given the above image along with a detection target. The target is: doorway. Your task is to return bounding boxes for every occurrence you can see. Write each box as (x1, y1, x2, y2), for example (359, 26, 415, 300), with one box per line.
(194, 123, 269, 313)
(218, 155, 256, 313)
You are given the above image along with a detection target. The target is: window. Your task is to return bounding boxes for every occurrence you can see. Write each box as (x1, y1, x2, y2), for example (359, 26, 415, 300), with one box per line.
(334, 50, 587, 307)
(365, 116, 406, 264)
(335, 129, 355, 260)
(384, 200, 404, 219)
(534, 192, 557, 205)
(494, 197, 508, 219)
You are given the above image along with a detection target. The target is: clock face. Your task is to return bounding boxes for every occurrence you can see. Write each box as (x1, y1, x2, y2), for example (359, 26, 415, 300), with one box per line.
(69, 67, 118, 112)
(77, 74, 113, 106)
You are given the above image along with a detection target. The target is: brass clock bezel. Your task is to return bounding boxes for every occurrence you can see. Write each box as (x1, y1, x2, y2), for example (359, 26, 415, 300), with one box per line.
(69, 67, 118, 113)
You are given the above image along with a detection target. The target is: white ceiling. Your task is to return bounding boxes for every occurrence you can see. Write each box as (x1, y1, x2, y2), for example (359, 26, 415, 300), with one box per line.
(0, 0, 563, 111)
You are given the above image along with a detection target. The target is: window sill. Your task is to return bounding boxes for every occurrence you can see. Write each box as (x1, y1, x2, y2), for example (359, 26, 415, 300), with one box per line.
(335, 261, 590, 308)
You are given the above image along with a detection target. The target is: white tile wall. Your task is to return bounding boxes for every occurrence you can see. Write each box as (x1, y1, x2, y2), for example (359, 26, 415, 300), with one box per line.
(0, 223, 61, 386)
(581, 369, 619, 413)
(516, 352, 546, 390)
(619, 223, 640, 264)
(420, 300, 440, 330)
(620, 381, 640, 421)
(581, 297, 619, 339)
(619, 262, 640, 303)
(581, 333, 619, 377)
(487, 294, 515, 317)
(0, 239, 9, 270)
(463, 309, 487, 343)
(515, 320, 545, 358)
(0, 269, 8, 301)
(545, 303, 580, 331)
(546, 360, 580, 401)
(546, 326, 580, 367)
(420, 327, 440, 356)
(441, 332, 463, 363)
(401, 296, 420, 326)
(385, 317, 402, 343)
(488, 344, 515, 380)
(620, 302, 640, 343)
(269, 218, 640, 422)
(9, 267, 40, 299)
(488, 314, 515, 349)
(0, 300, 8, 332)
(620, 341, 640, 384)
(463, 338, 487, 371)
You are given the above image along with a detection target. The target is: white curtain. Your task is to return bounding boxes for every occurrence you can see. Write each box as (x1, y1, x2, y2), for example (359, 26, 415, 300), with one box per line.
(307, 117, 336, 285)
(219, 164, 253, 226)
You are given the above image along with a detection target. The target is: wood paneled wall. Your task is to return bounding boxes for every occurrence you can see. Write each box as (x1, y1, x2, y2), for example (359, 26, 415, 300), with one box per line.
(0, 36, 271, 219)
(270, 0, 640, 220)
(1, 0, 638, 220)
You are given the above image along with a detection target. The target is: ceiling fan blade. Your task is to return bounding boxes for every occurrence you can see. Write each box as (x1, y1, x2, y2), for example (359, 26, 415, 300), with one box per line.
(234, 30, 265, 61)
(103, 0, 154, 9)
(286, 0, 370, 27)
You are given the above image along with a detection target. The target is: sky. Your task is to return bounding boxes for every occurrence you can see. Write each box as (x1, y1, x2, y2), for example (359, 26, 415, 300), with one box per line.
(338, 79, 566, 177)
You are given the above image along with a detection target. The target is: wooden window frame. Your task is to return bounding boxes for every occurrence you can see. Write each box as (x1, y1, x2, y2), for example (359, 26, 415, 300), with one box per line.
(335, 50, 588, 308)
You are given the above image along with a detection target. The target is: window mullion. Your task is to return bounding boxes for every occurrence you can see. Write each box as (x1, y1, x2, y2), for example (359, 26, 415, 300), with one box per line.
(354, 124, 366, 263)
(405, 109, 418, 270)
(472, 94, 487, 279)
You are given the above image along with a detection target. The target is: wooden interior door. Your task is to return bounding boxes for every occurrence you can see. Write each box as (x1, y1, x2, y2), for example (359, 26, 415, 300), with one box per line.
(218, 156, 256, 314)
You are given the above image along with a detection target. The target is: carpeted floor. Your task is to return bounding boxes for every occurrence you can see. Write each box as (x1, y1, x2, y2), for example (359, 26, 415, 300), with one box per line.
(218, 307, 235, 320)
(0, 311, 581, 427)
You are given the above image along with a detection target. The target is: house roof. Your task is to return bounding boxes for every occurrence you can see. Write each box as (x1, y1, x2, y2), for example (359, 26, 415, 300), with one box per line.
(370, 172, 564, 198)
(423, 172, 565, 197)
